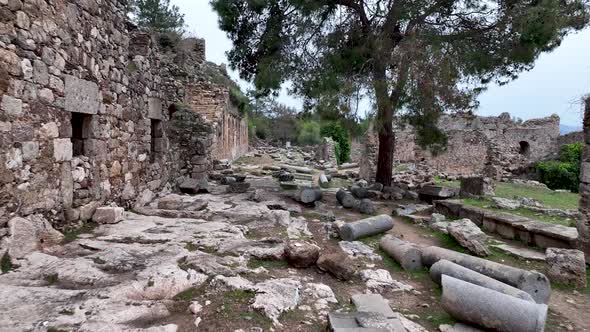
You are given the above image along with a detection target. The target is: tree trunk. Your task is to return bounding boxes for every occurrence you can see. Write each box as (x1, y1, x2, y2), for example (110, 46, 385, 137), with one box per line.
(373, 62, 395, 186)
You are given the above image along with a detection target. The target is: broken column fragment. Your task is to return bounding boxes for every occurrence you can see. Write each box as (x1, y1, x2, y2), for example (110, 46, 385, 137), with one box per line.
(430, 259, 534, 302)
(319, 173, 330, 188)
(422, 246, 551, 304)
(441, 275, 547, 332)
(379, 235, 423, 271)
(295, 187, 323, 204)
(339, 215, 394, 241)
(336, 189, 359, 209)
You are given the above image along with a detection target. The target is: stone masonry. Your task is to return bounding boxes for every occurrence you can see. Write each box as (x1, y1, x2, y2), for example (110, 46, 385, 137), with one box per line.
(578, 97, 590, 260)
(360, 112, 561, 181)
(0, 0, 248, 229)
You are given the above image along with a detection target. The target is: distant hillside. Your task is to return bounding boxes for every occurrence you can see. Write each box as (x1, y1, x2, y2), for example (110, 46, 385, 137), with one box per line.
(560, 124, 583, 135)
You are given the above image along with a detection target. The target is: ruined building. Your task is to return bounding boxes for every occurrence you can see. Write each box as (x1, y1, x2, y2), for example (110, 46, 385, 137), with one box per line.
(0, 0, 248, 229)
(360, 112, 561, 181)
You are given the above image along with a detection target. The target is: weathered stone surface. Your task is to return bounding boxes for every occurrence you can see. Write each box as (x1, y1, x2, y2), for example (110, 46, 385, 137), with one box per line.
(446, 219, 490, 257)
(317, 251, 357, 281)
(179, 177, 209, 194)
(1, 95, 22, 117)
(339, 241, 381, 261)
(492, 197, 521, 210)
(546, 248, 587, 288)
(64, 75, 99, 115)
(359, 269, 414, 292)
(92, 207, 125, 224)
(359, 199, 376, 215)
(439, 323, 483, 332)
(460, 176, 495, 197)
(418, 185, 458, 203)
(441, 275, 548, 332)
(53, 138, 73, 162)
(285, 241, 320, 268)
(252, 278, 301, 325)
(351, 293, 395, 317)
(492, 243, 546, 261)
(227, 181, 251, 193)
(2, 215, 64, 259)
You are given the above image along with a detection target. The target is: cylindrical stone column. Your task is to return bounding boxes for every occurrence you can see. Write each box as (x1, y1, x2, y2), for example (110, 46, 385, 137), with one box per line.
(577, 96, 590, 261)
(422, 246, 551, 304)
(339, 215, 394, 241)
(430, 259, 534, 302)
(379, 235, 423, 270)
(441, 275, 548, 332)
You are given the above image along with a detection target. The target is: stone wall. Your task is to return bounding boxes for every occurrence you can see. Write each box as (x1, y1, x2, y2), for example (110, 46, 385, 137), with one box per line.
(558, 131, 584, 148)
(358, 112, 561, 181)
(0, 0, 247, 228)
(577, 97, 590, 260)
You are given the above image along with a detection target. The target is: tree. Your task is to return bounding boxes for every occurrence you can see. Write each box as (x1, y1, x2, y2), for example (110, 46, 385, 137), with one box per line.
(130, 0, 185, 33)
(212, 0, 589, 185)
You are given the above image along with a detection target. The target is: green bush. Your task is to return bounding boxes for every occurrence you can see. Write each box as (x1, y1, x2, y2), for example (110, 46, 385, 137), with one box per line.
(536, 143, 582, 192)
(297, 121, 321, 145)
(321, 122, 351, 164)
(248, 114, 270, 140)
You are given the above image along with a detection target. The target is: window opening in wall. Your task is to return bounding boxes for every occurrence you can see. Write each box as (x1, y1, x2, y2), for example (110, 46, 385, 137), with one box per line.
(151, 119, 163, 162)
(168, 104, 177, 119)
(519, 141, 531, 157)
(71, 112, 92, 157)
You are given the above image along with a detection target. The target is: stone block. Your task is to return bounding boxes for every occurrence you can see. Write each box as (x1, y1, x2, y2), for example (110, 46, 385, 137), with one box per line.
(148, 97, 163, 119)
(53, 138, 73, 162)
(64, 75, 99, 115)
(79, 201, 101, 221)
(92, 207, 125, 224)
(351, 294, 395, 317)
(153, 137, 167, 152)
(546, 248, 587, 288)
(85, 139, 107, 161)
(1, 95, 23, 117)
(582, 162, 590, 184)
(21, 141, 39, 161)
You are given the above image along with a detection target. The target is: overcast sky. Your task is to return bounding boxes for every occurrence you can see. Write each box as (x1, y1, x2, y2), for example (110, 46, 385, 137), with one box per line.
(173, 0, 590, 127)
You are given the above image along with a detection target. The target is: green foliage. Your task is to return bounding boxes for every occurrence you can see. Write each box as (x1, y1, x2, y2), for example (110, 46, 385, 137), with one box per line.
(297, 121, 321, 145)
(229, 87, 252, 114)
(321, 122, 351, 164)
(1, 252, 13, 274)
(129, 0, 185, 33)
(536, 143, 583, 193)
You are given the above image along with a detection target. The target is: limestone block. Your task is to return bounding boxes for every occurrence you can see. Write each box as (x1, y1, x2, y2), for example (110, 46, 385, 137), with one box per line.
(93, 207, 125, 224)
(546, 248, 587, 288)
(21, 141, 39, 161)
(79, 201, 101, 221)
(1, 95, 23, 117)
(33, 60, 48, 85)
(3, 215, 64, 259)
(148, 97, 163, 119)
(64, 75, 99, 114)
(5, 148, 22, 169)
(53, 138, 72, 162)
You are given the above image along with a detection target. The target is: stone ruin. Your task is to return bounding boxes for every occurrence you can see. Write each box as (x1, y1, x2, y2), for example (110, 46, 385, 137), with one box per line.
(0, 0, 248, 229)
(578, 96, 590, 260)
(359, 112, 562, 181)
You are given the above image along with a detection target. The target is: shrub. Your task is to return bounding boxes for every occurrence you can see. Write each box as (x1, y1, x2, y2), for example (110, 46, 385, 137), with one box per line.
(535, 143, 582, 192)
(321, 122, 351, 164)
(297, 121, 321, 145)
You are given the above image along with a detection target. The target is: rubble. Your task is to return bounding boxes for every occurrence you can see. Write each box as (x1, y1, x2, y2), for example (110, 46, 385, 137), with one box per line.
(546, 248, 587, 288)
(446, 219, 490, 257)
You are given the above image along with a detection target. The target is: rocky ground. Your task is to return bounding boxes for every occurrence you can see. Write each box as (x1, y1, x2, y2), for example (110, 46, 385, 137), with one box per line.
(0, 148, 588, 332)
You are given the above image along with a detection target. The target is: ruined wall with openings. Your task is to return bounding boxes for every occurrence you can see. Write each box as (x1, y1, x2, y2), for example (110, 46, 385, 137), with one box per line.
(0, 0, 248, 229)
(577, 97, 590, 260)
(359, 112, 561, 181)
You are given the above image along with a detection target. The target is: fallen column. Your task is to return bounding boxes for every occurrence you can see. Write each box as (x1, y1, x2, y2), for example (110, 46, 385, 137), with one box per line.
(280, 165, 313, 174)
(379, 235, 423, 271)
(339, 215, 394, 241)
(430, 259, 534, 302)
(422, 246, 550, 303)
(295, 187, 323, 204)
(339, 162, 359, 170)
(336, 189, 359, 209)
(319, 173, 330, 188)
(293, 173, 314, 181)
(441, 275, 547, 332)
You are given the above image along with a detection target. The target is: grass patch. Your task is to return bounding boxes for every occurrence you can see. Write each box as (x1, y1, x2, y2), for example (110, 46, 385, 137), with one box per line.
(47, 328, 68, 332)
(493, 182, 579, 210)
(219, 290, 271, 327)
(184, 242, 198, 252)
(247, 258, 289, 270)
(463, 198, 574, 226)
(173, 287, 201, 301)
(1, 252, 14, 273)
(434, 233, 467, 253)
(44, 273, 59, 285)
(433, 177, 460, 189)
(59, 308, 75, 315)
(424, 311, 457, 327)
(62, 222, 98, 244)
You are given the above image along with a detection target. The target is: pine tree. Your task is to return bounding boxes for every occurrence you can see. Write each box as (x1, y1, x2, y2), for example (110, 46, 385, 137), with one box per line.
(130, 0, 185, 34)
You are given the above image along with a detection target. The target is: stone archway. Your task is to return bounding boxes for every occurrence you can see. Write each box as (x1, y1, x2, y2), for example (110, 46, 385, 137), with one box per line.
(519, 141, 531, 157)
(578, 97, 590, 260)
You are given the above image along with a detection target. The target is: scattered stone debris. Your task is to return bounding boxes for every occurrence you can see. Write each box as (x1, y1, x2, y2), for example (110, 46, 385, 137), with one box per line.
(446, 219, 490, 257)
(546, 248, 587, 288)
(317, 251, 357, 281)
(339, 241, 382, 261)
(285, 241, 320, 268)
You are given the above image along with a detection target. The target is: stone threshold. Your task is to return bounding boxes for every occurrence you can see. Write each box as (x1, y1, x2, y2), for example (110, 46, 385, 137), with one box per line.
(434, 200, 578, 249)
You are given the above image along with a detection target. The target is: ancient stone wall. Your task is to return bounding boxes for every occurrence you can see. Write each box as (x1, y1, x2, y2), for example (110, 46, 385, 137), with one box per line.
(577, 97, 590, 260)
(358, 112, 561, 180)
(558, 131, 584, 148)
(0, 0, 247, 228)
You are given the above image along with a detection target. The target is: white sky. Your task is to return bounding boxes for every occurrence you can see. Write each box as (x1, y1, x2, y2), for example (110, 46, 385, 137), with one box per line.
(173, 0, 590, 127)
